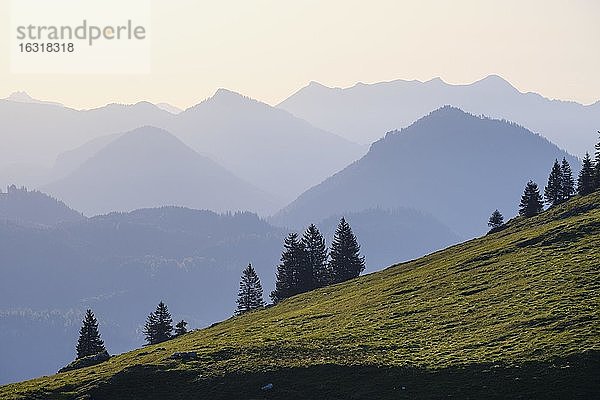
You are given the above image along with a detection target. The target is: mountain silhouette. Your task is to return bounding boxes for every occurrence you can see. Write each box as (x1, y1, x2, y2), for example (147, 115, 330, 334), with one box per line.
(0, 185, 84, 226)
(3, 91, 63, 107)
(43, 126, 276, 216)
(273, 107, 579, 237)
(165, 89, 366, 203)
(278, 75, 599, 156)
(1, 90, 364, 206)
(0, 99, 174, 171)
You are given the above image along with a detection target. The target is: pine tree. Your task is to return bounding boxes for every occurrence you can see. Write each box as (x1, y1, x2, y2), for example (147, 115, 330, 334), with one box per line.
(271, 233, 306, 303)
(329, 218, 365, 284)
(577, 153, 595, 195)
(519, 180, 544, 217)
(488, 210, 504, 229)
(76, 309, 106, 359)
(560, 157, 575, 201)
(143, 301, 173, 345)
(236, 263, 264, 314)
(544, 159, 564, 206)
(594, 131, 600, 190)
(174, 320, 188, 336)
(301, 224, 330, 289)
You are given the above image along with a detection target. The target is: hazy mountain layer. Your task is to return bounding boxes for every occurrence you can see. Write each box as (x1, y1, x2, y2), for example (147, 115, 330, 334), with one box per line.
(0, 185, 84, 226)
(43, 126, 277, 216)
(165, 89, 365, 203)
(0, 99, 173, 169)
(1, 90, 364, 207)
(279, 75, 599, 156)
(274, 107, 579, 237)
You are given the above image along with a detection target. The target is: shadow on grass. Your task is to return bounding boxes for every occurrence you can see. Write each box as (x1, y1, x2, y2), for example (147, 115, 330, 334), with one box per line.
(81, 351, 599, 400)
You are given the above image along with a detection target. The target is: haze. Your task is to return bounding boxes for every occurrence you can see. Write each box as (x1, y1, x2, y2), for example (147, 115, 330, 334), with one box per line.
(0, 0, 598, 109)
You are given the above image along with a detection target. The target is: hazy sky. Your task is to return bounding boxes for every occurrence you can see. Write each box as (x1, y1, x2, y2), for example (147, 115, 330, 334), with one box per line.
(0, 0, 598, 109)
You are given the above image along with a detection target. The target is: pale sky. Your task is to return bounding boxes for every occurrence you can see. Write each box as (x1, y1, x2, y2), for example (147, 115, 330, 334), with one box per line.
(0, 0, 598, 109)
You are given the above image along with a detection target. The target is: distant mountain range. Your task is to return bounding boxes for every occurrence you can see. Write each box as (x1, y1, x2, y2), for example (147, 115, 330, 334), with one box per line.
(278, 75, 599, 156)
(42, 126, 276, 215)
(0, 90, 364, 209)
(2, 91, 64, 107)
(165, 89, 365, 203)
(0, 97, 173, 169)
(273, 106, 580, 237)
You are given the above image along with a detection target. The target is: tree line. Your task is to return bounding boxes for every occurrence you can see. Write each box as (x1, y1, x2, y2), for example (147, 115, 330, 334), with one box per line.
(237, 217, 365, 312)
(489, 133, 600, 227)
(73, 217, 364, 359)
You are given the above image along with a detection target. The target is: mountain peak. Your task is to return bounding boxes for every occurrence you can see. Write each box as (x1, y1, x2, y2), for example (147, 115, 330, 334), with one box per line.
(429, 104, 468, 116)
(473, 74, 517, 91)
(424, 77, 445, 85)
(307, 81, 328, 89)
(115, 125, 178, 144)
(191, 88, 258, 109)
(182, 88, 270, 114)
(44, 125, 275, 216)
(7, 91, 34, 101)
(4, 91, 63, 107)
(213, 88, 245, 99)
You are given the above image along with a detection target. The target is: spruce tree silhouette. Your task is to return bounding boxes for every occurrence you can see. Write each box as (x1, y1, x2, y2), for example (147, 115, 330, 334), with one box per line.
(519, 181, 544, 217)
(236, 263, 264, 314)
(302, 224, 330, 289)
(560, 157, 575, 201)
(488, 210, 504, 229)
(76, 309, 106, 359)
(271, 233, 306, 303)
(577, 153, 595, 195)
(544, 159, 564, 206)
(329, 218, 365, 283)
(143, 301, 173, 345)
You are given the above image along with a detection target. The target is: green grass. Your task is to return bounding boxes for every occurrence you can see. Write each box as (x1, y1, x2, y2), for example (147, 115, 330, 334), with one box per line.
(2, 192, 599, 399)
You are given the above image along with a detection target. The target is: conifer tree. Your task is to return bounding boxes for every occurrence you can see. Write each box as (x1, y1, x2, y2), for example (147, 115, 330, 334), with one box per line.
(301, 224, 330, 289)
(271, 233, 306, 303)
(488, 210, 504, 229)
(76, 309, 106, 359)
(594, 131, 600, 190)
(519, 181, 544, 217)
(560, 157, 575, 201)
(577, 153, 595, 195)
(143, 301, 173, 345)
(329, 218, 365, 284)
(174, 320, 188, 336)
(236, 263, 264, 314)
(544, 159, 564, 206)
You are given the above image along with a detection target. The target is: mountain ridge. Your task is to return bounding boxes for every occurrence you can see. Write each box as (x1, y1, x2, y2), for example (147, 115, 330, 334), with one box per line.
(42, 126, 277, 216)
(278, 74, 598, 155)
(273, 106, 579, 237)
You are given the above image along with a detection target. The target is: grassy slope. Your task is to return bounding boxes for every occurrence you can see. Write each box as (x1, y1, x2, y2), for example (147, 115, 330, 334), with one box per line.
(2, 192, 599, 399)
